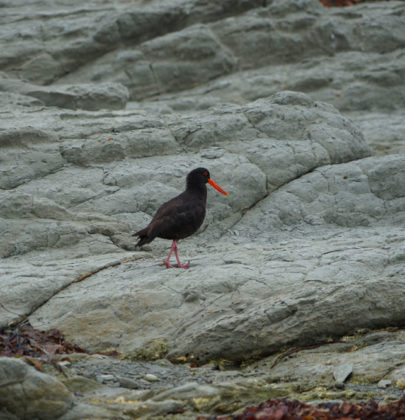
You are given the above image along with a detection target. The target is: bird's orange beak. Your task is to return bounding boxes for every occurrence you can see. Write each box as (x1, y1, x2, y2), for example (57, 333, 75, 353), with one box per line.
(208, 178, 229, 196)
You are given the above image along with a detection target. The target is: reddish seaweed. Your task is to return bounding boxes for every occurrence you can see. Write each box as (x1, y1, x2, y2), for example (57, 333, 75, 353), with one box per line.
(0, 321, 86, 360)
(203, 396, 405, 420)
(319, 0, 390, 7)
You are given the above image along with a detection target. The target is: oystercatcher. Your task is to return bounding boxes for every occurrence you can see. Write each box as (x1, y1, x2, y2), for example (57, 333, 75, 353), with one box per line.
(133, 167, 229, 268)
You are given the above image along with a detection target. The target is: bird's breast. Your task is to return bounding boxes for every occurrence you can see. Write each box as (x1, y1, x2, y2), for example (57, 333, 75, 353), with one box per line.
(157, 197, 206, 240)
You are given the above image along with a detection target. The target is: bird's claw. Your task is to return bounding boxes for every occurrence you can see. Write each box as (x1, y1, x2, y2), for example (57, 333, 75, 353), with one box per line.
(177, 261, 190, 269)
(160, 260, 174, 269)
(160, 260, 190, 269)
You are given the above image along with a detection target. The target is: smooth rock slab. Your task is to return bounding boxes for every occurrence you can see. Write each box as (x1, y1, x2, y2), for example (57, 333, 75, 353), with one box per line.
(28, 222, 405, 364)
(0, 251, 138, 328)
(24, 153, 405, 363)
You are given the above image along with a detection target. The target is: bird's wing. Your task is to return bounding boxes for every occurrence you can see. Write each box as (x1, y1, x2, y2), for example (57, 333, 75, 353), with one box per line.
(133, 194, 188, 245)
(150, 194, 185, 222)
(149, 194, 205, 239)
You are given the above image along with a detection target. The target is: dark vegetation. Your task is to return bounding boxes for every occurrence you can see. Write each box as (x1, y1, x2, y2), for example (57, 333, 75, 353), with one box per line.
(320, 0, 392, 6)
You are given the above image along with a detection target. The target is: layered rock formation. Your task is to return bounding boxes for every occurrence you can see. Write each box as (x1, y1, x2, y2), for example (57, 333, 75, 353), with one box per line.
(0, 0, 404, 418)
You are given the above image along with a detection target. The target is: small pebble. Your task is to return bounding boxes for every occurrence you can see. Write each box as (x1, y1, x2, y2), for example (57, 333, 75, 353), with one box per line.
(377, 379, 392, 388)
(145, 373, 160, 382)
(116, 376, 139, 389)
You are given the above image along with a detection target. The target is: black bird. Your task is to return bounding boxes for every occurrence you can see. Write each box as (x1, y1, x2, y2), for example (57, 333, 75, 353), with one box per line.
(133, 167, 229, 268)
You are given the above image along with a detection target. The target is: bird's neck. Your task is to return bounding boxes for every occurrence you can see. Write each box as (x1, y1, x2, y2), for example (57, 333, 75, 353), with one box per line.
(186, 183, 207, 202)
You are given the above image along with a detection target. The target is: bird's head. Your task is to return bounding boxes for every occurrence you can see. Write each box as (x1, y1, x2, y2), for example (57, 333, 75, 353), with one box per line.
(187, 167, 229, 196)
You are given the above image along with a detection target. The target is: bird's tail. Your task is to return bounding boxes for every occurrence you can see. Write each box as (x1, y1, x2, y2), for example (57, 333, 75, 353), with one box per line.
(132, 227, 153, 247)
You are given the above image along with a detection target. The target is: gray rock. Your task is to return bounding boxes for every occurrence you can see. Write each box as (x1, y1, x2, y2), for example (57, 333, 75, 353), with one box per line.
(352, 111, 405, 156)
(27, 83, 130, 110)
(145, 373, 160, 382)
(388, 365, 405, 385)
(23, 154, 404, 364)
(378, 379, 392, 388)
(231, 154, 405, 239)
(0, 358, 73, 420)
(1, 91, 372, 263)
(333, 364, 353, 384)
(0, 75, 129, 110)
(0, 0, 405, 418)
(244, 328, 405, 406)
(116, 376, 140, 390)
(96, 374, 115, 383)
(0, 128, 63, 189)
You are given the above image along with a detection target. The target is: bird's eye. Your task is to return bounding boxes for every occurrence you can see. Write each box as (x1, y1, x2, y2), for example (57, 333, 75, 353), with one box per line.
(203, 171, 208, 177)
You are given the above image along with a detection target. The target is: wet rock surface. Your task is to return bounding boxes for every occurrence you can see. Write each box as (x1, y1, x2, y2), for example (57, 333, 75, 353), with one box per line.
(0, 0, 404, 418)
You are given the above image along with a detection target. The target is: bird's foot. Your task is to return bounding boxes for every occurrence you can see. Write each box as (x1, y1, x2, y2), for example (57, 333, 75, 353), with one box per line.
(177, 261, 190, 269)
(161, 261, 174, 268)
(160, 260, 189, 269)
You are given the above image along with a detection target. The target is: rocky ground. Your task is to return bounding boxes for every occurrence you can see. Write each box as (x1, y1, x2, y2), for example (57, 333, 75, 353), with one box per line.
(0, 0, 404, 419)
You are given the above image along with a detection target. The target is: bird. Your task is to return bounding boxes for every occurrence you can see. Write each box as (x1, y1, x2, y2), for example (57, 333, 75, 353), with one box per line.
(133, 167, 229, 269)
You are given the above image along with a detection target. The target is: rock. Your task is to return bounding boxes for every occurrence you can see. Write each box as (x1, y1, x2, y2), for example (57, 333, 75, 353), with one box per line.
(378, 380, 392, 389)
(145, 373, 160, 382)
(388, 365, 405, 385)
(333, 364, 353, 384)
(22, 154, 404, 364)
(26, 83, 130, 110)
(0, 0, 405, 418)
(0, 253, 135, 330)
(248, 329, 405, 385)
(47, 0, 405, 109)
(0, 91, 370, 260)
(116, 376, 139, 390)
(0, 128, 63, 190)
(0, 75, 129, 110)
(96, 374, 115, 383)
(0, 358, 73, 420)
(230, 154, 405, 239)
(58, 361, 71, 368)
(353, 111, 405, 156)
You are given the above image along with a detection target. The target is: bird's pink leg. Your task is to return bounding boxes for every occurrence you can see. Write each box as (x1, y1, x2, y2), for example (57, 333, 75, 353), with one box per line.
(173, 241, 190, 269)
(161, 241, 175, 268)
